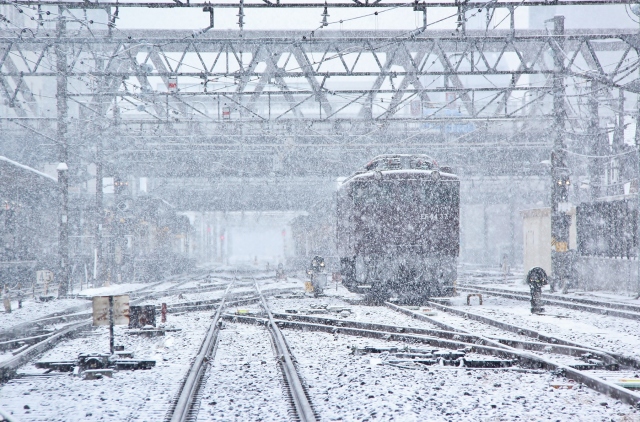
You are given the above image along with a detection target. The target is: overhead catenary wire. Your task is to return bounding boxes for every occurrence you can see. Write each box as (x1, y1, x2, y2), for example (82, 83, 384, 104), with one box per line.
(2, 1, 640, 143)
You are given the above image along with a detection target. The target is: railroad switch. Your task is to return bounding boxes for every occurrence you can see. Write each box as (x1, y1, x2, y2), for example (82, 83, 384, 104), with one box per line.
(354, 346, 513, 368)
(35, 352, 155, 378)
(125, 326, 181, 337)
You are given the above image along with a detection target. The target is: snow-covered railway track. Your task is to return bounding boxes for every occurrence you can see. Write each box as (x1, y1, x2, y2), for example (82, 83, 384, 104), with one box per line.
(466, 284, 640, 313)
(416, 296, 640, 369)
(165, 281, 235, 422)
(268, 312, 619, 366)
(166, 279, 312, 422)
(382, 301, 640, 407)
(0, 279, 256, 384)
(459, 284, 640, 321)
(229, 308, 640, 412)
(0, 271, 217, 342)
(0, 321, 92, 382)
(255, 280, 318, 422)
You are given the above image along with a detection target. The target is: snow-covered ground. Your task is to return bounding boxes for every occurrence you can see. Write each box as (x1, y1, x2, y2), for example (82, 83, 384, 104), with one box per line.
(439, 294, 640, 361)
(4, 271, 640, 421)
(0, 298, 88, 331)
(0, 310, 214, 421)
(285, 330, 638, 421)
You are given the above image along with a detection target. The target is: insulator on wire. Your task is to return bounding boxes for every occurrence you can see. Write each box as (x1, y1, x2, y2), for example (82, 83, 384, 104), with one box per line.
(321, 2, 329, 27)
(237, 0, 244, 29)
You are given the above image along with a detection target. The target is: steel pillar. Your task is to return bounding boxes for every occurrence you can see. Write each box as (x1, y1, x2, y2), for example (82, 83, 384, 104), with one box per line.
(95, 131, 104, 287)
(588, 79, 602, 201)
(56, 9, 69, 297)
(550, 15, 571, 292)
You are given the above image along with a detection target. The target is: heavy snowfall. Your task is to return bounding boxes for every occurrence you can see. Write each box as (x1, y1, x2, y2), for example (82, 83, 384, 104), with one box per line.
(3, 1, 640, 421)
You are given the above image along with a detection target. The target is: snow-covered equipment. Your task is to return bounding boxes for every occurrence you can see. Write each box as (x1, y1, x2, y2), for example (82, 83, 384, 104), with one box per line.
(129, 305, 156, 328)
(337, 154, 459, 304)
(306, 255, 327, 296)
(526, 267, 548, 314)
(35, 352, 155, 377)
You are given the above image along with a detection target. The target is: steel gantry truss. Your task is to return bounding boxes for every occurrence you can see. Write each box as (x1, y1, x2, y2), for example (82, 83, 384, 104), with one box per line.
(2, 27, 640, 121)
(1, 2, 639, 186)
(1, 5, 640, 190)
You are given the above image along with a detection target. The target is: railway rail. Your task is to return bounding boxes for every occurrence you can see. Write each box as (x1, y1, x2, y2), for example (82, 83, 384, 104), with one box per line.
(165, 279, 316, 422)
(0, 283, 295, 383)
(0, 272, 210, 342)
(458, 284, 640, 321)
(229, 308, 640, 406)
(390, 300, 640, 369)
(0, 271, 274, 383)
(460, 283, 640, 312)
(255, 280, 318, 422)
(166, 281, 235, 422)
(383, 301, 640, 406)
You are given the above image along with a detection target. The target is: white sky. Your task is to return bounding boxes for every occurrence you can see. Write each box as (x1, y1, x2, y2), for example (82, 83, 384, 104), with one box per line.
(112, 5, 635, 31)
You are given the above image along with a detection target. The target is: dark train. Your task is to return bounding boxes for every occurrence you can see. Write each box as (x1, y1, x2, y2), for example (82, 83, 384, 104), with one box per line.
(0, 156, 58, 289)
(337, 154, 460, 303)
(577, 196, 637, 258)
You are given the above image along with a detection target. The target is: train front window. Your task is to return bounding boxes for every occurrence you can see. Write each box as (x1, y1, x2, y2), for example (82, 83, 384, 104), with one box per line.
(385, 158, 402, 170)
(410, 158, 433, 170)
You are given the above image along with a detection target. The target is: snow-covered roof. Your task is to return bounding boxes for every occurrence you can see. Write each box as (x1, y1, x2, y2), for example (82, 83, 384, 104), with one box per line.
(0, 156, 57, 183)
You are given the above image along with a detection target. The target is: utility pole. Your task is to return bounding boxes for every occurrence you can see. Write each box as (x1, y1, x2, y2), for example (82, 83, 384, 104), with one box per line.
(56, 7, 69, 297)
(636, 20, 640, 297)
(95, 129, 104, 287)
(550, 15, 571, 293)
(588, 79, 602, 201)
(636, 99, 640, 296)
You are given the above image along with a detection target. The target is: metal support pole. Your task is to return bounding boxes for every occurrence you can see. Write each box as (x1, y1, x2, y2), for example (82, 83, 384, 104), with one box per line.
(483, 203, 489, 265)
(95, 132, 104, 287)
(636, 19, 640, 297)
(615, 90, 626, 196)
(550, 15, 570, 293)
(509, 191, 515, 268)
(108, 295, 114, 354)
(56, 8, 69, 297)
(57, 163, 69, 297)
(588, 79, 601, 200)
(636, 106, 640, 296)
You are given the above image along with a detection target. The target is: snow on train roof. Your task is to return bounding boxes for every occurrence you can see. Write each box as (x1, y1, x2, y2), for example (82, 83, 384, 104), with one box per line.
(339, 168, 459, 189)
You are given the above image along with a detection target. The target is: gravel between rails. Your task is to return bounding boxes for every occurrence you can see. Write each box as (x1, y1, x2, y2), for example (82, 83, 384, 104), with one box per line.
(0, 311, 214, 422)
(284, 330, 639, 421)
(196, 322, 290, 421)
